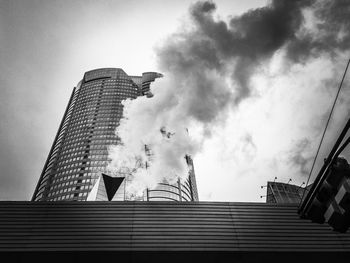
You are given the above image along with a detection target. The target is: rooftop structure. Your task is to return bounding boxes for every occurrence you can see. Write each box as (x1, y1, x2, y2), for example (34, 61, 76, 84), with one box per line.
(0, 201, 349, 262)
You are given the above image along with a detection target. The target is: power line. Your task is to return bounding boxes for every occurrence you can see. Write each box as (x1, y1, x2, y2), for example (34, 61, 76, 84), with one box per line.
(299, 58, 350, 205)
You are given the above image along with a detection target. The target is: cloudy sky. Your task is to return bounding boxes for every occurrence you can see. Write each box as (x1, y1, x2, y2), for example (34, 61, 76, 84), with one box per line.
(1, 0, 350, 202)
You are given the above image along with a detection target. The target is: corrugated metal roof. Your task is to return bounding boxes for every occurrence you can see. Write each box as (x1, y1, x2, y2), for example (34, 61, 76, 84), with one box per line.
(0, 201, 349, 252)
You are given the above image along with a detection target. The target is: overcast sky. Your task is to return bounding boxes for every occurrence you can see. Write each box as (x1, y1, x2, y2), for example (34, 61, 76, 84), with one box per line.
(1, 0, 350, 201)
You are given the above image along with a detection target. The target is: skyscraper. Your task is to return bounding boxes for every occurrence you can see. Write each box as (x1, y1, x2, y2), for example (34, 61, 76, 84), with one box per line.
(32, 68, 198, 202)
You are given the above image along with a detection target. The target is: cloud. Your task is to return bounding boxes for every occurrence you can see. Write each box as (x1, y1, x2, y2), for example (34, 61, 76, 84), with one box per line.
(286, 138, 314, 176)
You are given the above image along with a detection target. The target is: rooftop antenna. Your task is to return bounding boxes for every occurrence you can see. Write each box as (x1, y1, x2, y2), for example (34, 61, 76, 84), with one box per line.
(261, 176, 278, 188)
(299, 182, 305, 188)
(287, 178, 292, 184)
(260, 193, 273, 199)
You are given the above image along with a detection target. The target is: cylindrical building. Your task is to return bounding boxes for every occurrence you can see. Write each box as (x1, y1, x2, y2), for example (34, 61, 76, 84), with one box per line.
(146, 155, 198, 201)
(32, 68, 198, 202)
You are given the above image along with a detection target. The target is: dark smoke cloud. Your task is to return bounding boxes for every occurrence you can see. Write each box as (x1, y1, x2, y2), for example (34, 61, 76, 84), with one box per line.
(192, 0, 310, 57)
(287, 0, 350, 62)
(157, 38, 232, 124)
(158, 0, 350, 110)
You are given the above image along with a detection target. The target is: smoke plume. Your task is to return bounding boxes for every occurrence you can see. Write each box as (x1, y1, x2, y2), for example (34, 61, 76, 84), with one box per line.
(109, 0, 350, 197)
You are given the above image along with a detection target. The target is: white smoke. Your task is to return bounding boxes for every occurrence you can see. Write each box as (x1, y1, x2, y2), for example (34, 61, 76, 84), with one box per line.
(108, 75, 211, 197)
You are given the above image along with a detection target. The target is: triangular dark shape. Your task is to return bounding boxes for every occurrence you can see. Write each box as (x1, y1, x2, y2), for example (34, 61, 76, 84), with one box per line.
(102, 173, 124, 201)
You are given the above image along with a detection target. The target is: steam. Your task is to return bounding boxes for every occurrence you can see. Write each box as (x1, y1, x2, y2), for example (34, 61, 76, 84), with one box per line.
(108, 79, 201, 196)
(108, 0, 350, 197)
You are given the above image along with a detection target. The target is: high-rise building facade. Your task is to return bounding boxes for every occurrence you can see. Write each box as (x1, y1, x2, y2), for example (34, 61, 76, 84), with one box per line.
(32, 68, 198, 202)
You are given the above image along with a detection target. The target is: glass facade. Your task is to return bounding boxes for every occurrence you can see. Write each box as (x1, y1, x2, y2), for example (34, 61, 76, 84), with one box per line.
(32, 68, 198, 202)
(266, 181, 311, 204)
(147, 180, 193, 201)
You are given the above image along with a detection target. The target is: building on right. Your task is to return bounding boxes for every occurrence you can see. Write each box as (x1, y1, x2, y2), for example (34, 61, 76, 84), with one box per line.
(265, 181, 311, 204)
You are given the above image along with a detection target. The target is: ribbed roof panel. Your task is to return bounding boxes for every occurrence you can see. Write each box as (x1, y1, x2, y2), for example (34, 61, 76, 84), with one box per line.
(0, 201, 349, 252)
